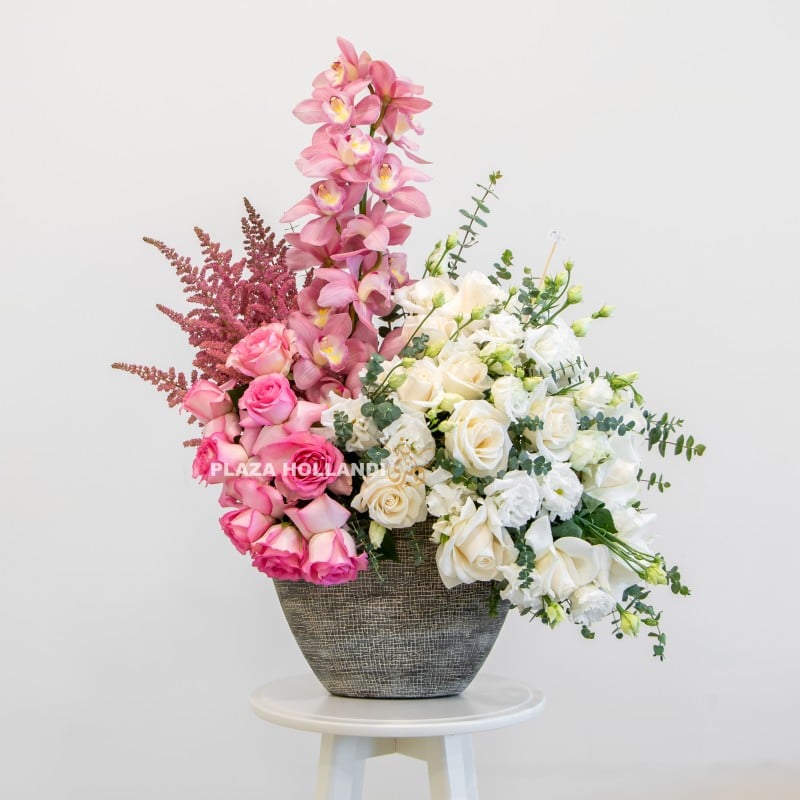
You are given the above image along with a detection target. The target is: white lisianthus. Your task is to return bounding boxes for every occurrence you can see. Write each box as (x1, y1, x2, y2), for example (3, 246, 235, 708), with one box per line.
(381, 409, 436, 469)
(444, 399, 512, 478)
(351, 472, 427, 530)
(437, 342, 493, 400)
(528, 395, 578, 462)
(525, 515, 600, 602)
(320, 393, 380, 452)
(569, 584, 615, 625)
(394, 357, 445, 413)
(487, 310, 525, 345)
(424, 467, 476, 517)
(569, 430, 612, 471)
(522, 318, 584, 382)
(593, 545, 639, 600)
(499, 563, 545, 611)
(484, 470, 541, 528)
(490, 375, 531, 422)
(573, 377, 614, 417)
(435, 499, 518, 588)
(538, 461, 583, 520)
(393, 276, 457, 315)
(442, 270, 504, 321)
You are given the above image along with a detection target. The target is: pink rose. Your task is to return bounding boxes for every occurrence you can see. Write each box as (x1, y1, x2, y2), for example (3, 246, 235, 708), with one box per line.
(219, 507, 274, 554)
(240, 375, 297, 426)
(303, 528, 368, 586)
(203, 412, 242, 441)
(182, 379, 233, 423)
(285, 494, 351, 537)
(218, 477, 285, 518)
(192, 433, 248, 485)
(260, 432, 344, 501)
(283, 400, 327, 433)
(251, 523, 306, 581)
(226, 323, 297, 378)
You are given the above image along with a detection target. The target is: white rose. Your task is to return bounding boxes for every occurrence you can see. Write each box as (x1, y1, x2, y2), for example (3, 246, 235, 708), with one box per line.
(438, 348, 493, 400)
(320, 393, 380, 453)
(402, 309, 458, 351)
(499, 563, 545, 611)
(424, 468, 476, 517)
(569, 584, 615, 625)
(608, 387, 647, 430)
(573, 377, 614, 417)
(582, 456, 640, 510)
(523, 319, 584, 382)
(538, 461, 583, 520)
(393, 276, 458, 315)
(351, 473, 427, 529)
(525, 515, 600, 601)
(394, 357, 445, 412)
(490, 375, 531, 421)
(444, 399, 512, 478)
(529, 395, 578, 461)
(569, 430, 612, 471)
(487, 310, 524, 344)
(442, 270, 504, 320)
(381, 409, 436, 469)
(484, 470, 541, 528)
(435, 499, 518, 588)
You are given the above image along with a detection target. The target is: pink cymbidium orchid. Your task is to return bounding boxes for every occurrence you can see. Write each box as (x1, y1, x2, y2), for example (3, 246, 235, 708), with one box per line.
(294, 82, 380, 129)
(312, 37, 372, 89)
(297, 127, 384, 184)
(369, 60, 432, 116)
(336, 203, 412, 254)
(369, 155, 431, 217)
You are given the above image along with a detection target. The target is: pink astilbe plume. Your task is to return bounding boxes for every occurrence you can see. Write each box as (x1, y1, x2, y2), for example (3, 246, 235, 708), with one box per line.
(113, 199, 298, 415)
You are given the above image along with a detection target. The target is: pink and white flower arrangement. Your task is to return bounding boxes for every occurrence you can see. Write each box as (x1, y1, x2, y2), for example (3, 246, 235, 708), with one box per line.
(115, 37, 704, 658)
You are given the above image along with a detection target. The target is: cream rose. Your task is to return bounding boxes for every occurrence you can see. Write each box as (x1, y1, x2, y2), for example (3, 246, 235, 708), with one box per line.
(529, 395, 578, 461)
(523, 319, 583, 382)
(442, 270, 504, 320)
(490, 375, 531, 422)
(444, 399, 512, 478)
(573, 377, 614, 417)
(394, 357, 445, 412)
(393, 276, 457, 315)
(382, 409, 436, 469)
(438, 345, 493, 400)
(435, 499, 518, 588)
(351, 473, 427, 529)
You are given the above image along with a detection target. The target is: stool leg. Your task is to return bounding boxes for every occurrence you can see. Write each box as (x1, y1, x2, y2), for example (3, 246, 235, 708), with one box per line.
(396, 735, 479, 800)
(315, 734, 396, 800)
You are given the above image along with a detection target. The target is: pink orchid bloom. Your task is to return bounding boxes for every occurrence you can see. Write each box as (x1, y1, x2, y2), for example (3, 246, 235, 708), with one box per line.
(312, 37, 372, 89)
(280, 180, 364, 223)
(337, 203, 412, 254)
(285, 493, 351, 538)
(369, 60, 432, 116)
(284, 233, 343, 272)
(288, 311, 365, 386)
(381, 108, 430, 164)
(293, 81, 380, 129)
(297, 127, 383, 184)
(369, 155, 431, 217)
(312, 263, 391, 332)
(386, 252, 410, 287)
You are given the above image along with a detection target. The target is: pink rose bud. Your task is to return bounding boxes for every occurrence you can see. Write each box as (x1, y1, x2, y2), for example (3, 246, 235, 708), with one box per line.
(226, 323, 297, 378)
(302, 528, 368, 586)
(219, 507, 275, 555)
(251, 523, 307, 581)
(192, 433, 248, 485)
(218, 477, 285, 518)
(181, 379, 234, 423)
(240, 374, 298, 426)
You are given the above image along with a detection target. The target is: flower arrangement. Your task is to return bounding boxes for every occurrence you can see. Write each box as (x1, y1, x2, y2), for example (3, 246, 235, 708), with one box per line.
(115, 37, 704, 658)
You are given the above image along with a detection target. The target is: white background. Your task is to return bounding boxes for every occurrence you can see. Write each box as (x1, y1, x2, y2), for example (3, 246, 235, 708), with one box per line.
(2, 1, 799, 798)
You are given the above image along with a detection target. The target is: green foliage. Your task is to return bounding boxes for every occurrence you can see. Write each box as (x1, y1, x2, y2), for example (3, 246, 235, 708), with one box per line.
(332, 410, 354, 451)
(489, 248, 514, 286)
(644, 411, 706, 460)
(579, 411, 636, 434)
(400, 333, 430, 359)
(361, 399, 402, 430)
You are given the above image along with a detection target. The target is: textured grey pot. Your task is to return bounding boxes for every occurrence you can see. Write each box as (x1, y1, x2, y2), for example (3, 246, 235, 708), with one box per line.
(274, 520, 509, 699)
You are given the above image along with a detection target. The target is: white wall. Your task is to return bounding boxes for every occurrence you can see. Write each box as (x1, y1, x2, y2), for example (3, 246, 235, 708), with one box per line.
(2, 1, 798, 797)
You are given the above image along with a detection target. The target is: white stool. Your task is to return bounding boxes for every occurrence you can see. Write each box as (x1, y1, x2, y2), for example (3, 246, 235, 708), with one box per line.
(250, 674, 544, 800)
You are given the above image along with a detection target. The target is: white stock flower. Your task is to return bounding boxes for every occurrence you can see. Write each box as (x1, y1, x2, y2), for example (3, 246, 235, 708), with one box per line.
(351, 472, 427, 530)
(320, 393, 380, 453)
(573, 377, 614, 417)
(393, 276, 457, 316)
(499, 563, 545, 611)
(525, 516, 600, 602)
(569, 584, 615, 625)
(569, 430, 612, 471)
(444, 399, 512, 478)
(490, 375, 531, 421)
(435, 499, 518, 589)
(394, 357, 445, 413)
(538, 461, 583, 520)
(381, 409, 436, 469)
(424, 467, 476, 517)
(523, 319, 584, 382)
(529, 395, 578, 462)
(484, 470, 541, 528)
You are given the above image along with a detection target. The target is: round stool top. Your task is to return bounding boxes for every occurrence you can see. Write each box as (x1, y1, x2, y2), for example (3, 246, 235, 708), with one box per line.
(249, 674, 544, 738)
